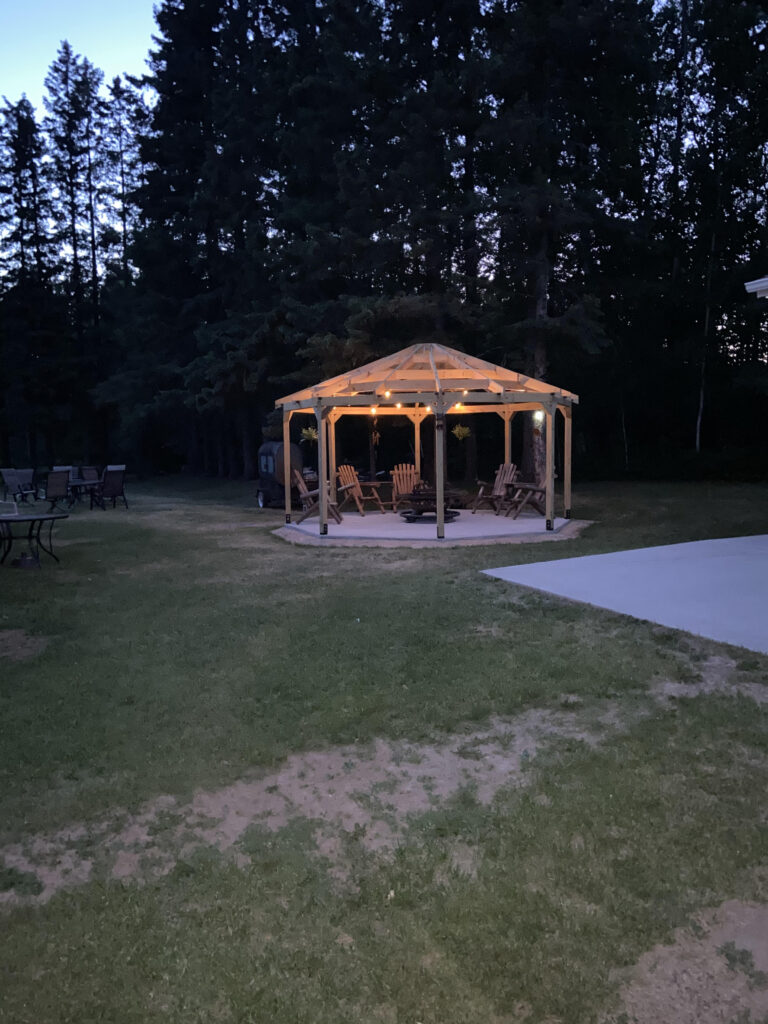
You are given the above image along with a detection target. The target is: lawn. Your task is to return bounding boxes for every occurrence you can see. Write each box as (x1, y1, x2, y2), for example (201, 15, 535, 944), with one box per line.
(1, 479, 767, 1024)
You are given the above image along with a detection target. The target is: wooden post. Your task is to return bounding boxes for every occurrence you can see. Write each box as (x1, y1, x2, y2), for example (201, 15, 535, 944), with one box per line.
(283, 410, 292, 524)
(545, 406, 555, 531)
(414, 416, 422, 477)
(329, 410, 338, 503)
(504, 409, 514, 464)
(563, 405, 572, 519)
(435, 411, 446, 539)
(315, 406, 328, 535)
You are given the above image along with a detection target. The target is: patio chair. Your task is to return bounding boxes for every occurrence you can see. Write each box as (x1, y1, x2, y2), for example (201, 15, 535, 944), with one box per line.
(14, 468, 38, 502)
(1, 469, 19, 502)
(471, 463, 518, 514)
(43, 469, 71, 512)
(91, 466, 128, 509)
(390, 463, 421, 511)
(336, 464, 387, 516)
(501, 475, 547, 518)
(291, 469, 344, 524)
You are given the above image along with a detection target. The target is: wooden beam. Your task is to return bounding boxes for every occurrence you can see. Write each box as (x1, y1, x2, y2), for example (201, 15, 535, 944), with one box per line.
(545, 408, 555, 530)
(435, 413, 445, 539)
(315, 407, 328, 535)
(278, 391, 577, 412)
(283, 410, 292, 523)
(562, 405, 572, 519)
(329, 415, 337, 503)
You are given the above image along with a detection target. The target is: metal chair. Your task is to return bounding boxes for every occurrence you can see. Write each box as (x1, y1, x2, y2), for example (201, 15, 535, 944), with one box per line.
(44, 470, 71, 512)
(90, 466, 128, 509)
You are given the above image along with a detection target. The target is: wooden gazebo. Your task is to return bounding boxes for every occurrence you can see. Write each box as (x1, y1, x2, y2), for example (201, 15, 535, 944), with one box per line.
(276, 343, 578, 539)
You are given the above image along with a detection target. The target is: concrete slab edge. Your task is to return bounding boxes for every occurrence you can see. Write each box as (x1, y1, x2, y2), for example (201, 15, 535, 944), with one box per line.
(272, 519, 594, 549)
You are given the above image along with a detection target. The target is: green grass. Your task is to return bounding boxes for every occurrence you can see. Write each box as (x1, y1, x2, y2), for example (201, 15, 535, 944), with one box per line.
(1, 478, 767, 1023)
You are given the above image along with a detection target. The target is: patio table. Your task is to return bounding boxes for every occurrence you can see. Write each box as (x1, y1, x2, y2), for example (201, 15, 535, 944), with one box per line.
(0, 512, 69, 565)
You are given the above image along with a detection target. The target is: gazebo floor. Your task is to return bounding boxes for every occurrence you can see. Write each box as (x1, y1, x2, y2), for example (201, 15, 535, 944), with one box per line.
(274, 510, 591, 548)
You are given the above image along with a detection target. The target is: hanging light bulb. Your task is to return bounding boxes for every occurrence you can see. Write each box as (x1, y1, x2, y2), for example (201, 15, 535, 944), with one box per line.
(384, 390, 391, 399)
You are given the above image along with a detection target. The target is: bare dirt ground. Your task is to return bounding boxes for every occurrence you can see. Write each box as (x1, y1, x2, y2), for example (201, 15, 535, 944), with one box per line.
(0, 702, 623, 904)
(603, 899, 768, 1024)
(2, 649, 767, 1022)
(0, 628, 48, 661)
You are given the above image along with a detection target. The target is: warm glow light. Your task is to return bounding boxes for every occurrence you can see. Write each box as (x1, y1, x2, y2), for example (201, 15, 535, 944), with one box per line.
(463, 389, 468, 396)
(533, 410, 545, 423)
(395, 402, 402, 409)
(426, 405, 432, 413)
(384, 390, 391, 398)
(370, 406, 377, 414)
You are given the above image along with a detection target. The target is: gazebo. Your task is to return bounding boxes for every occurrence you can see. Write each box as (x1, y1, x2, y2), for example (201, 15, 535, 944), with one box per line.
(275, 343, 578, 539)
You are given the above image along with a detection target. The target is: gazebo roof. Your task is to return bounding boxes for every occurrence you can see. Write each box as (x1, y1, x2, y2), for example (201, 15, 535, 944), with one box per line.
(745, 275, 768, 299)
(276, 342, 578, 411)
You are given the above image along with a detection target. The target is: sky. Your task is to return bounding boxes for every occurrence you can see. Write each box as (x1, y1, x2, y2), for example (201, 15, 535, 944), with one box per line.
(0, 0, 158, 116)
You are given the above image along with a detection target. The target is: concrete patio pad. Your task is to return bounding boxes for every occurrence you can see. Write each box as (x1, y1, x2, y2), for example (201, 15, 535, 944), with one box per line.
(483, 534, 768, 655)
(275, 511, 590, 547)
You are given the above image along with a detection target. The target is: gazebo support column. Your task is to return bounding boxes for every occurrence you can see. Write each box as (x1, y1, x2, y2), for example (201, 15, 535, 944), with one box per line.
(283, 410, 292, 523)
(328, 410, 339, 503)
(562, 406, 572, 518)
(435, 412, 446, 539)
(315, 406, 329, 535)
(545, 407, 555, 530)
(406, 409, 429, 478)
(500, 409, 515, 464)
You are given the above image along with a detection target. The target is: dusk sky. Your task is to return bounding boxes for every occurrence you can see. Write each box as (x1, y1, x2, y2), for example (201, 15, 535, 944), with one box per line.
(1, 0, 158, 114)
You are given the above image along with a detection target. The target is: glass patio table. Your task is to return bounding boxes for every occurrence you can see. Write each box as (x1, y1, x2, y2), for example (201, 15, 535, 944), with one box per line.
(0, 511, 69, 565)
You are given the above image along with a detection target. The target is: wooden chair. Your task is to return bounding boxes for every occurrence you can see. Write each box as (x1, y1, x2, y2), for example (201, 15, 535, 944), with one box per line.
(471, 463, 518, 514)
(501, 475, 547, 518)
(336, 464, 387, 515)
(291, 469, 344, 524)
(91, 466, 128, 509)
(390, 463, 421, 511)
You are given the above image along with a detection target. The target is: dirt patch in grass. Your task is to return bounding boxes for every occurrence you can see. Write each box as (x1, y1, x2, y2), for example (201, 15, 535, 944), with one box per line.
(0, 703, 623, 904)
(0, 629, 47, 661)
(604, 900, 768, 1024)
(652, 654, 768, 706)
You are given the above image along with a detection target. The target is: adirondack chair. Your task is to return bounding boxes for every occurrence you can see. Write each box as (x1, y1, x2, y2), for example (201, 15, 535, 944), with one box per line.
(292, 469, 344, 524)
(471, 463, 518, 514)
(336, 464, 387, 515)
(501, 475, 548, 519)
(390, 463, 421, 511)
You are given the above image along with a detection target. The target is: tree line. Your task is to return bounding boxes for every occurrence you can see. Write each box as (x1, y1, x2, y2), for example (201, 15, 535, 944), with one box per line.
(1, 0, 767, 481)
